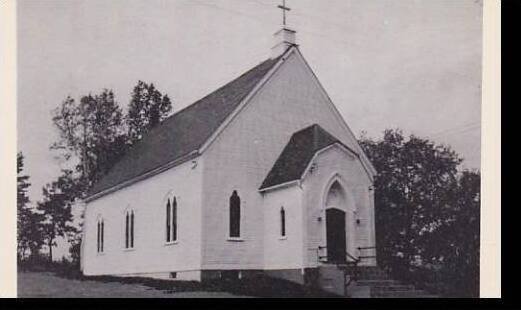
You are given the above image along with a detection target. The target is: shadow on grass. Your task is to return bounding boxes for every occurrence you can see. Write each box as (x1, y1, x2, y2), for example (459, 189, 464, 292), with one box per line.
(21, 260, 339, 297)
(78, 275, 339, 298)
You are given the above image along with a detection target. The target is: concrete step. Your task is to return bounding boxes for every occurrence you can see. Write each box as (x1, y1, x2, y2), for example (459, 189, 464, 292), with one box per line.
(317, 265, 439, 298)
(356, 274, 390, 280)
(373, 294, 439, 298)
(355, 268, 391, 280)
(373, 290, 436, 298)
(370, 284, 416, 292)
(356, 279, 400, 286)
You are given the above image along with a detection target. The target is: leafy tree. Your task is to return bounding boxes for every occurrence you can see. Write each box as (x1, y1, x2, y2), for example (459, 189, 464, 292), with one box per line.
(24, 212, 46, 263)
(359, 129, 479, 296)
(17, 152, 46, 263)
(68, 235, 82, 268)
(127, 81, 172, 144)
(51, 90, 127, 193)
(17, 152, 42, 261)
(17, 152, 31, 260)
(37, 170, 79, 261)
(49, 85, 172, 265)
(430, 170, 480, 297)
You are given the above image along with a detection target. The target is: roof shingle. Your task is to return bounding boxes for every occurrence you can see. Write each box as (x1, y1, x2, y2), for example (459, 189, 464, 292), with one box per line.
(88, 55, 282, 198)
(259, 124, 358, 191)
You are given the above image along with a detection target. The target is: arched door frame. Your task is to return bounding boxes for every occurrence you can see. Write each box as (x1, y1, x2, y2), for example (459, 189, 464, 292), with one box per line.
(319, 172, 358, 262)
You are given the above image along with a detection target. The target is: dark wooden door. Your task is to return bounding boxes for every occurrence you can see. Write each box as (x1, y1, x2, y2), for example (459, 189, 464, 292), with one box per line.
(326, 208, 346, 264)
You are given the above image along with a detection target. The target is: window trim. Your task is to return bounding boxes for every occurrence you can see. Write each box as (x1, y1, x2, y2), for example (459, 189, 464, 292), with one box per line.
(227, 236, 245, 242)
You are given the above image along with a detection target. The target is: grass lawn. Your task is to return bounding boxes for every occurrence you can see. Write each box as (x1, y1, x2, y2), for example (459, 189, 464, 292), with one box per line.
(18, 272, 250, 298)
(18, 271, 338, 298)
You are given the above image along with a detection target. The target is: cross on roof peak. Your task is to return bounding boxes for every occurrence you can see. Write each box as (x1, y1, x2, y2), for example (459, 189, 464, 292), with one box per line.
(277, 0, 291, 26)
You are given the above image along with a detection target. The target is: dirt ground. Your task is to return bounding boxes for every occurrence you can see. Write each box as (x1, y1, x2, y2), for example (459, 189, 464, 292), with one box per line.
(18, 272, 251, 298)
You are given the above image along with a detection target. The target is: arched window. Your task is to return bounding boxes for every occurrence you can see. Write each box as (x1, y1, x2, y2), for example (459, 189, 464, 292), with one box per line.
(97, 220, 100, 252)
(166, 199, 171, 242)
(280, 207, 286, 237)
(166, 197, 178, 243)
(130, 210, 135, 248)
(229, 191, 241, 238)
(125, 210, 135, 249)
(172, 198, 177, 241)
(97, 218, 104, 253)
(101, 219, 104, 252)
(125, 212, 129, 249)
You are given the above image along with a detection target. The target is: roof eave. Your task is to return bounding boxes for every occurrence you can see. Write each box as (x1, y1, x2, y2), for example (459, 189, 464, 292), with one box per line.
(259, 179, 300, 193)
(85, 150, 200, 203)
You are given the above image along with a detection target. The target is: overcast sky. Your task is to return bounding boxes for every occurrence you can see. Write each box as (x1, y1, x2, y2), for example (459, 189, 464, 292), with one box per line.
(18, 0, 483, 205)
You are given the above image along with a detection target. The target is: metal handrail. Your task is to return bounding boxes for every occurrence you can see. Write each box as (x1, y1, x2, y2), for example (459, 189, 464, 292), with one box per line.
(357, 246, 376, 250)
(346, 251, 360, 264)
(343, 251, 360, 293)
(314, 245, 380, 296)
(316, 246, 360, 296)
(357, 246, 377, 261)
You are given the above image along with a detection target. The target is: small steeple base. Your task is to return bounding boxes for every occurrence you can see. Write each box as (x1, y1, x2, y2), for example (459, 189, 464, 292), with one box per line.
(271, 27, 297, 58)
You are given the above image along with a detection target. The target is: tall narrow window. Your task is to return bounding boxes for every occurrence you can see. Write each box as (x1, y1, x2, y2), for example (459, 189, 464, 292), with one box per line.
(101, 219, 104, 252)
(97, 221, 101, 253)
(125, 212, 129, 248)
(130, 211, 135, 248)
(166, 199, 171, 242)
(229, 191, 241, 238)
(172, 197, 177, 241)
(166, 197, 178, 243)
(125, 210, 134, 249)
(280, 207, 286, 237)
(97, 218, 104, 253)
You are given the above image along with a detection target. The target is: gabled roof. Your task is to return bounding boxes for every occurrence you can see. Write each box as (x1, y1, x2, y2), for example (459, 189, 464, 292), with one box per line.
(259, 124, 359, 191)
(87, 54, 284, 200)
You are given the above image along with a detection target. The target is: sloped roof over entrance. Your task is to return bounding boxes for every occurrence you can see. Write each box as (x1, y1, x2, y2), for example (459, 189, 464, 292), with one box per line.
(88, 55, 283, 199)
(259, 124, 359, 191)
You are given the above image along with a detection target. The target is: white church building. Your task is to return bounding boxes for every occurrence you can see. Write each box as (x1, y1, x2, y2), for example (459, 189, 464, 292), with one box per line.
(80, 26, 377, 286)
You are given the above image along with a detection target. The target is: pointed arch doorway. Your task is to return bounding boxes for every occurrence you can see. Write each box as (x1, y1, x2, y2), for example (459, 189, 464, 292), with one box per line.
(325, 180, 348, 264)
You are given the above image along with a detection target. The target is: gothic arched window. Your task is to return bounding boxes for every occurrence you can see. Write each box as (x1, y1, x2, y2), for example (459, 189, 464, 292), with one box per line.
(101, 219, 104, 252)
(125, 210, 135, 249)
(130, 210, 134, 248)
(166, 197, 178, 243)
(125, 212, 129, 249)
(229, 191, 241, 238)
(172, 198, 177, 241)
(166, 199, 171, 242)
(97, 217, 104, 253)
(280, 207, 286, 237)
